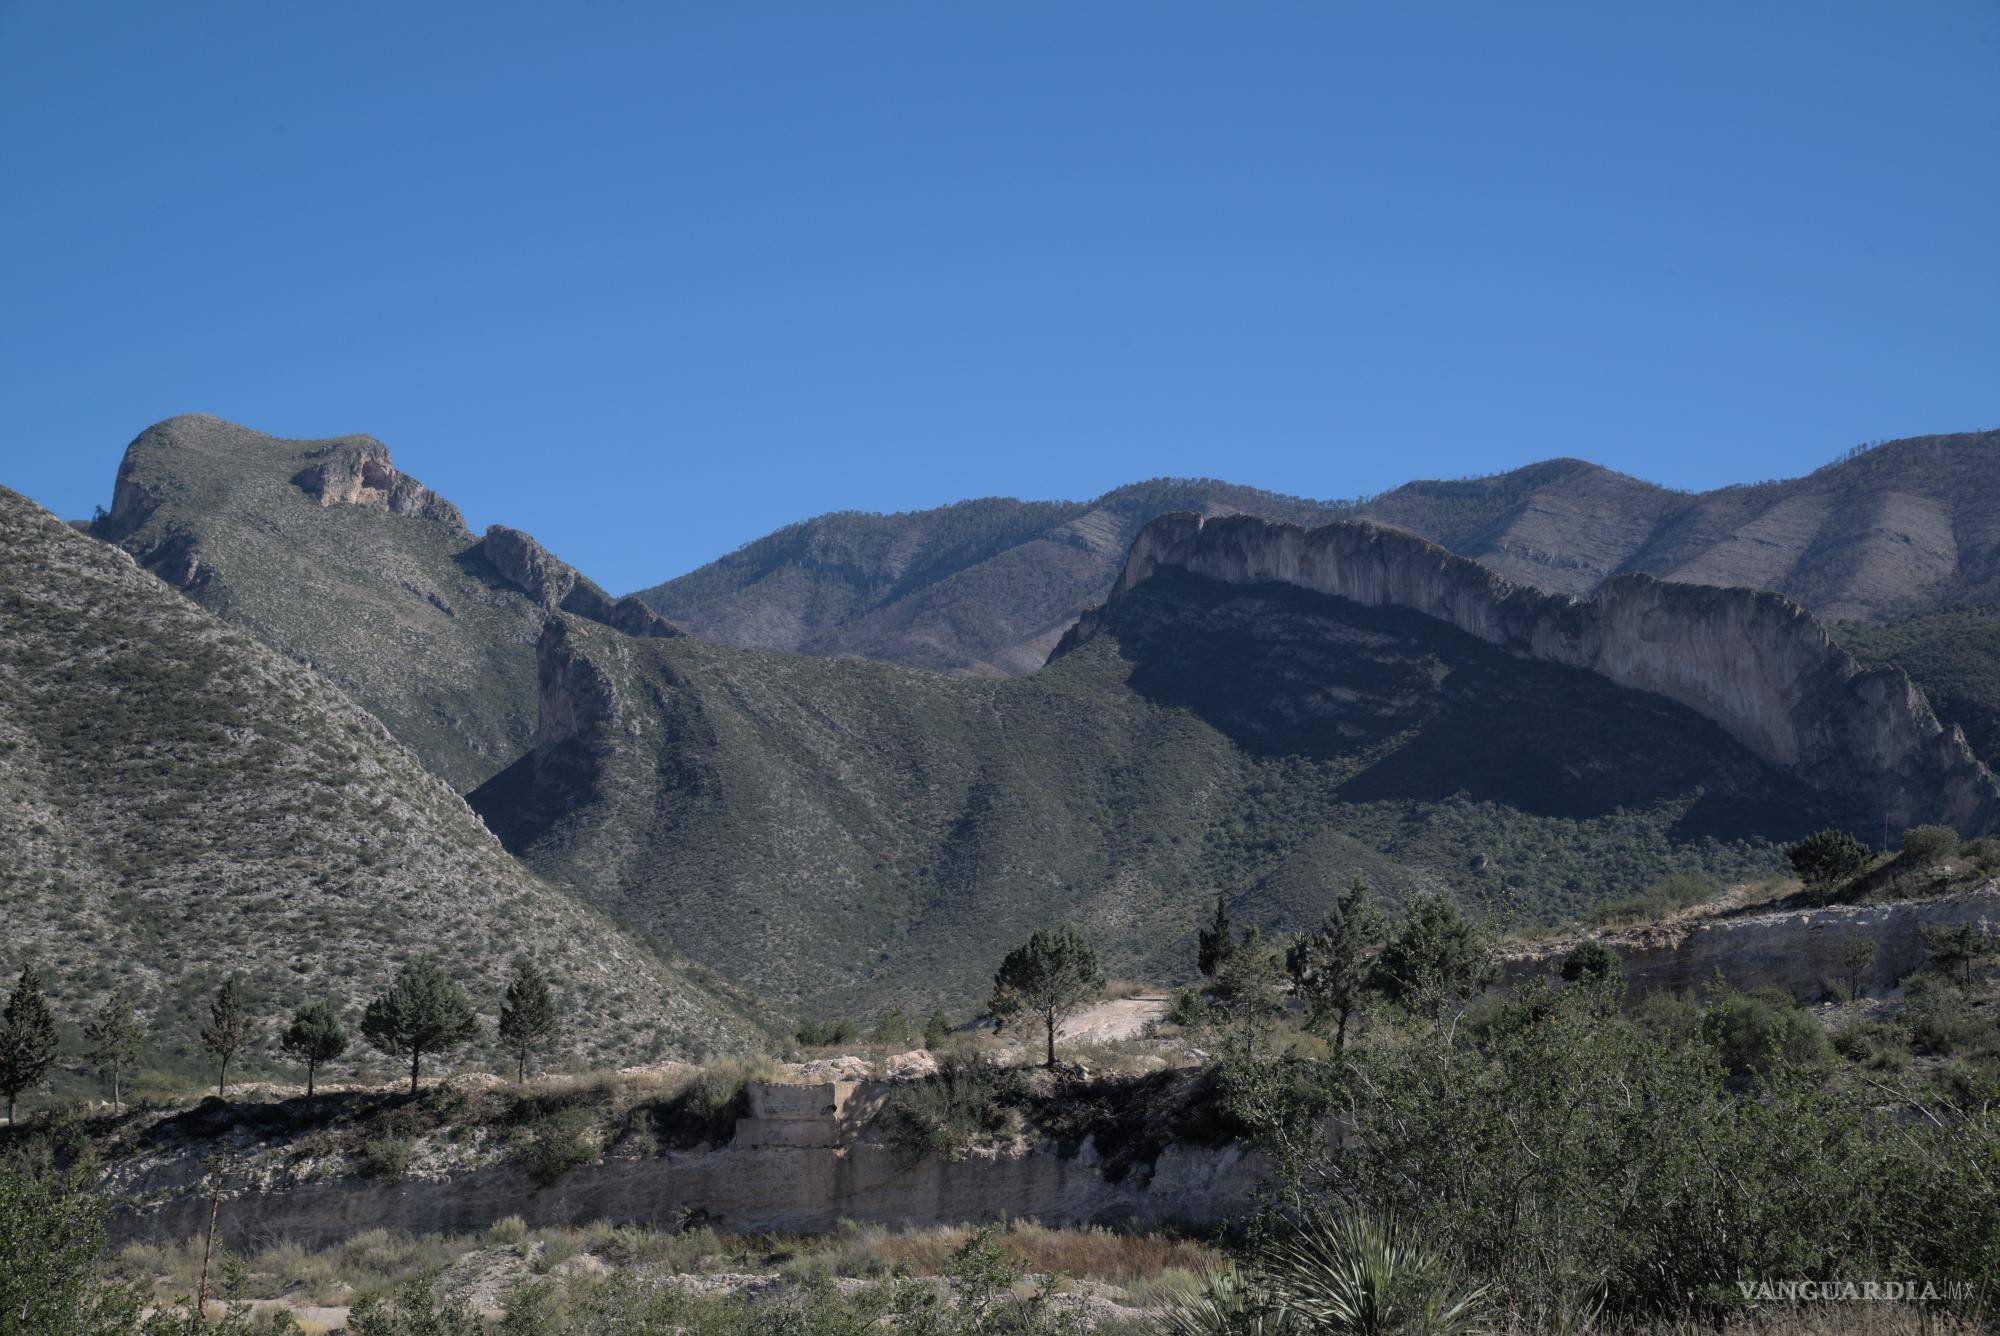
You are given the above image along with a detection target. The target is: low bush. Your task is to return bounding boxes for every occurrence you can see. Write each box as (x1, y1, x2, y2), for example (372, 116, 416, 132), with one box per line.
(355, 1136, 413, 1180)
(1700, 986, 1834, 1081)
(1590, 872, 1717, 924)
(515, 1107, 600, 1188)
(1832, 1020, 1910, 1071)
(1901, 978, 1991, 1058)
(1899, 824, 1960, 867)
(878, 1054, 1015, 1165)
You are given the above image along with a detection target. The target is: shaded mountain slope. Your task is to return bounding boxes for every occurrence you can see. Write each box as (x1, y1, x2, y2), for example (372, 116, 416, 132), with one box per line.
(98, 414, 670, 792)
(641, 431, 2000, 678)
(636, 480, 1347, 675)
(0, 486, 764, 1077)
(475, 567, 1846, 1014)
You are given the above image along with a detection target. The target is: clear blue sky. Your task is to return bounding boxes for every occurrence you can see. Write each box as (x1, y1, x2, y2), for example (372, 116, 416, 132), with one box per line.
(4, 2, 1995, 592)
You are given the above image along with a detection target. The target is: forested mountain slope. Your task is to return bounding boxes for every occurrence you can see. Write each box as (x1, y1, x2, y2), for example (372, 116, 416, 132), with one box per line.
(476, 565, 1843, 1014)
(0, 486, 765, 1075)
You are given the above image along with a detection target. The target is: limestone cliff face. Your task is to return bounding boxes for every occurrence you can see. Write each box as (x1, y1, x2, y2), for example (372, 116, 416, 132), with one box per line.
(479, 526, 678, 638)
(1067, 513, 2000, 833)
(288, 437, 467, 530)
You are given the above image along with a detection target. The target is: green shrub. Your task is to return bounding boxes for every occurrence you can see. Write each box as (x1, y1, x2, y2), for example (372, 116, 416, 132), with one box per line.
(870, 1009, 911, 1047)
(879, 1055, 1015, 1166)
(1558, 940, 1619, 985)
(640, 1058, 762, 1149)
(1900, 977, 1990, 1057)
(1166, 988, 1212, 1029)
(794, 1018, 858, 1047)
(1899, 825, 1959, 867)
(1786, 829, 1871, 895)
(1700, 986, 1834, 1081)
(1258, 1211, 1488, 1335)
(1287, 977, 2000, 1323)
(1591, 873, 1716, 924)
(1832, 1020, 1909, 1071)
(346, 1269, 481, 1335)
(1963, 836, 2000, 875)
(356, 1136, 414, 1179)
(0, 1162, 146, 1333)
(516, 1107, 600, 1188)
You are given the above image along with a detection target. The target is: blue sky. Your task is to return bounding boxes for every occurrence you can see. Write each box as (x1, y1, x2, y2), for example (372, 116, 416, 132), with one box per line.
(4, 2, 1996, 592)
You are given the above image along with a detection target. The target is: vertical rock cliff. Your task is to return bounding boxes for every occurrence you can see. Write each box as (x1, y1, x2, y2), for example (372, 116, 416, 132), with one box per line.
(1064, 513, 2000, 834)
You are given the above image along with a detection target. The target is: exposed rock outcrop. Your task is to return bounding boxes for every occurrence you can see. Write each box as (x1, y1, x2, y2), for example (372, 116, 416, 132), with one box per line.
(1062, 514, 2000, 834)
(108, 1079, 1265, 1250)
(290, 436, 467, 530)
(1498, 884, 2000, 1001)
(478, 526, 677, 638)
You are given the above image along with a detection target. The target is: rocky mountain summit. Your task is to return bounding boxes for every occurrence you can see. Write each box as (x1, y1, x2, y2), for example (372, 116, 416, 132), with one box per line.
(0, 485, 764, 1071)
(97, 415, 667, 791)
(1065, 512, 2000, 834)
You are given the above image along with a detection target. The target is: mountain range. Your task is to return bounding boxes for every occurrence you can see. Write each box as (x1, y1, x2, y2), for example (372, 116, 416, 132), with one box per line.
(26, 413, 2000, 1019)
(644, 430, 2000, 677)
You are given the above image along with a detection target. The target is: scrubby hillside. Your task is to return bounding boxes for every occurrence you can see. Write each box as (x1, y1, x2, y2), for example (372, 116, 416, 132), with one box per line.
(477, 566, 1839, 1014)
(0, 486, 765, 1088)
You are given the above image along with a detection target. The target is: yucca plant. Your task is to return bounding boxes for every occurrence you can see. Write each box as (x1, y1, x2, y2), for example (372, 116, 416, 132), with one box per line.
(1149, 1267, 1295, 1335)
(1259, 1211, 1489, 1335)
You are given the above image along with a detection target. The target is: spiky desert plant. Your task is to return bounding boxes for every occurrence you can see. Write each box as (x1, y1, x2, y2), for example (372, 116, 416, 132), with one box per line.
(1150, 1267, 1294, 1335)
(1261, 1211, 1488, 1335)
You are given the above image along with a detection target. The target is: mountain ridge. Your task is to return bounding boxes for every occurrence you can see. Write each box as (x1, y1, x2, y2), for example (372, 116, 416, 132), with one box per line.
(641, 429, 2000, 678)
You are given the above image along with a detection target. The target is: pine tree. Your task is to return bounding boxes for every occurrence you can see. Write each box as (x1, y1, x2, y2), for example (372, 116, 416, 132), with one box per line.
(989, 928, 1103, 1068)
(1373, 892, 1495, 1017)
(922, 1008, 953, 1051)
(0, 967, 59, 1124)
(1196, 895, 1236, 978)
(82, 996, 143, 1109)
(497, 956, 559, 1083)
(278, 1002, 348, 1097)
(200, 979, 253, 1098)
(1287, 876, 1388, 1049)
(362, 958, 480, 1093)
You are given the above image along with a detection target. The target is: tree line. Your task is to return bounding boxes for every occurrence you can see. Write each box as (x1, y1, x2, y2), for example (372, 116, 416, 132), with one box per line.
(0, 954, 566, 1122)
